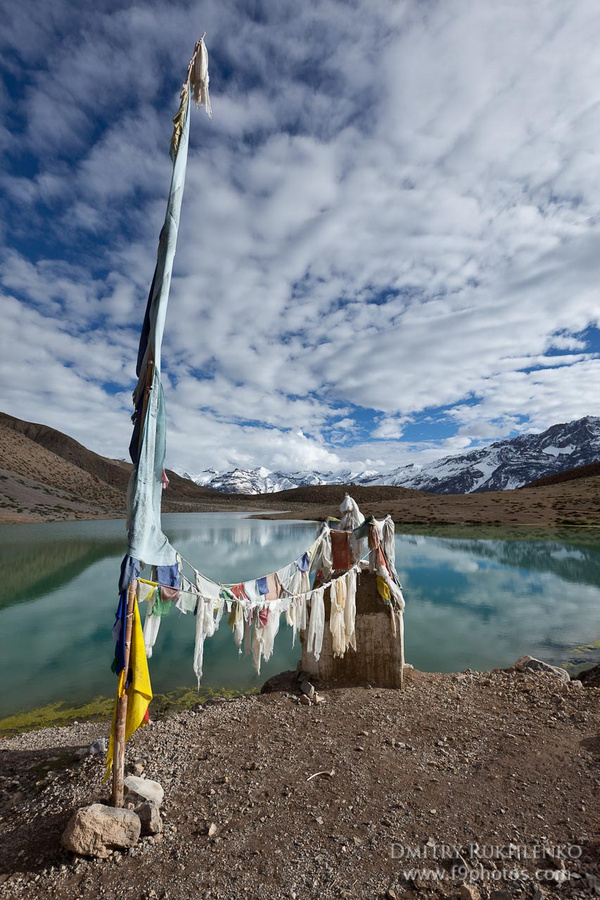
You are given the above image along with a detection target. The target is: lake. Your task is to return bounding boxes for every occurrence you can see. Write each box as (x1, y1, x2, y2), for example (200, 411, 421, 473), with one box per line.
(1, 514, 600, 720)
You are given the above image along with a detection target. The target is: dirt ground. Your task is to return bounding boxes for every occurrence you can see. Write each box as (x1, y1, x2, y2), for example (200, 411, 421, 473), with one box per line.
(1, 667, 598, 900)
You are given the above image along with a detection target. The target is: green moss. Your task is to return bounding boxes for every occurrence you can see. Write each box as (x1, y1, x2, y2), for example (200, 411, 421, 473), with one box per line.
(0, 685, 259, 737)
(149, 685, 258, 719)
(0, 696, 114, 737)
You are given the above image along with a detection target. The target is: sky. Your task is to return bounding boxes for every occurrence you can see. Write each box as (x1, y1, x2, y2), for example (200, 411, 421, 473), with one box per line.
(1, 0, 600, 477)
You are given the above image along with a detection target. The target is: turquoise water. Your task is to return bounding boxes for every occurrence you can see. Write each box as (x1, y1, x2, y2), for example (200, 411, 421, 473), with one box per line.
(1, 515, 600, 718)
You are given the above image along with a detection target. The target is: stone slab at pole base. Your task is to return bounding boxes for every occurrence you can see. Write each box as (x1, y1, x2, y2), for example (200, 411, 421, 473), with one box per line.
(301, 569, 404, 688)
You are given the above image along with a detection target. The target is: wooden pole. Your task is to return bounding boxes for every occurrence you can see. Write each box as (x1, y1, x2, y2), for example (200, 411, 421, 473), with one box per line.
(398, 610, 405, 689)
(112, 580, 137, 808)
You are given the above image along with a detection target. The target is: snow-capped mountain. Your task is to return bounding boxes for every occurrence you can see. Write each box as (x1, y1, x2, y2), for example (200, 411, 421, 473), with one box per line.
(180, 416, 600, 495)
(392, 416, 600, 494)
(180, 466, 376, 495)
(190, 467, 328, 495)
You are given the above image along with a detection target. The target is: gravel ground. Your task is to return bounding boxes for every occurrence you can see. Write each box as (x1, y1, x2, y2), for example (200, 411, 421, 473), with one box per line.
(0, 668, 599, 900)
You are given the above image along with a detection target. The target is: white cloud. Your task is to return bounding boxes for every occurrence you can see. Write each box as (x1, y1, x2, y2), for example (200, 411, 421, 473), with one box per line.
(2, 0, 600, 475)
(372, 415, 410, 440)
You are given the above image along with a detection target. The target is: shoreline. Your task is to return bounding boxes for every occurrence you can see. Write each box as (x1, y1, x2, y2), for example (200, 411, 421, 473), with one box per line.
(2, 471, 600, 529)
(3, 650, 599, 739)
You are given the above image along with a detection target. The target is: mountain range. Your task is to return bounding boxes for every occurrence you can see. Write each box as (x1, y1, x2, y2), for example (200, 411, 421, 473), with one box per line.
(1, 410, 600, 529)
(183, 416, 600, 494)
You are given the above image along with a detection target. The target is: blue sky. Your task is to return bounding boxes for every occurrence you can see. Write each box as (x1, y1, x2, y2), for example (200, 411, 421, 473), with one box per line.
(1, 0, 600, 476)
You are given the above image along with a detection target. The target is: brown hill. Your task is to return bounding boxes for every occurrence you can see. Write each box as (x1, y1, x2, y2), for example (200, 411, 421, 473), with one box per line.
(253, 472, 600, 529)
(523, 459, 600, 488)
(0, 426, 126, 521)
(0, 411, 132, 492)
(264, 483, 421, 505)
(0, 413, 256, 523)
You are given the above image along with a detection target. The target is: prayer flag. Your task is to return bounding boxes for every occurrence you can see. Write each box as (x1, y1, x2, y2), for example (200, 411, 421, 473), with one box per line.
(125, 84, 193, 569)
(105, 598, 153, 779)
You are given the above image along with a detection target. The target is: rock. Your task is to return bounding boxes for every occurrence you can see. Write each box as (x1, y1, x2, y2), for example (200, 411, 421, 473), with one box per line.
(74, 748, 88, 760)
(89, 739, 107, 755)
(299, 694, 312, 706)
(260, 670, 298, 694)
(208, 823, 217, 837)
(61, 803, 141, 859)
(575, 664, 600, 687)
(124, 776, 164, 807)
(386, 890, 398, 900)
(511, 656, 570, 684)
(135, 801, 162, 836)
(314, 693, 326, 704)
(300, 680, 315, 699)
(460, 885, 481, 900)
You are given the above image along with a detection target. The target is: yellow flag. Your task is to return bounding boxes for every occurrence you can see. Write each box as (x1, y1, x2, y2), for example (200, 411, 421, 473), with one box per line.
(105, 599, 153, 779)
(377, 575, 391, 603)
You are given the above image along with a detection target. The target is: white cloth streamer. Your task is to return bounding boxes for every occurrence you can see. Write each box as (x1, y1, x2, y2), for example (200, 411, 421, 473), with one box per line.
(191, 37, 212, 116)
(306, 588, 325, 661)
(344, 568, 357, 652)
(330, 577, 347, 657)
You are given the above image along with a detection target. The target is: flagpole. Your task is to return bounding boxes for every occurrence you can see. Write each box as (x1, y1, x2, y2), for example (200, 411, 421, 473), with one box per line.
(109, 35, 211, 806)
(112, 579, 137, 808)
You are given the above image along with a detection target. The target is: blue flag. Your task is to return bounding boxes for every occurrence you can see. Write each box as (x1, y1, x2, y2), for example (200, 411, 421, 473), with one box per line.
(126, 89, 192, 568)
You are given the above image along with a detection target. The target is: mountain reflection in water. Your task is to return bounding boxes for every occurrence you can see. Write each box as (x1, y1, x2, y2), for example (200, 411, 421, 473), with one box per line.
(0, 515, 599, 719)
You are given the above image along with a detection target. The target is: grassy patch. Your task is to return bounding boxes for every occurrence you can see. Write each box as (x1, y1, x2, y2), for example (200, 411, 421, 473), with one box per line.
(0, 696, 114, 737)
(0, 686, 259, 737)
(149, 685, 258, 719)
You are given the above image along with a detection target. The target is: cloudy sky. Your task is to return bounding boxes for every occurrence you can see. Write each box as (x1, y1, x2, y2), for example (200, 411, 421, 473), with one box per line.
(2, 0, 600, 476)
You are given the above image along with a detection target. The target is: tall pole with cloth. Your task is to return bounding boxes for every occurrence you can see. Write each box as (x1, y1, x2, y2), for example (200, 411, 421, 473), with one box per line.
(106, 37, 212, 808)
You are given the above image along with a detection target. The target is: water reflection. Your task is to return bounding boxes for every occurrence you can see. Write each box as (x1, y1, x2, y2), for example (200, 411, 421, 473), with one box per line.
(399, 533, 600, 674)
(0, 535, 124, 610)
(0, 517, 599, 719)
(0, 515, 316, 718)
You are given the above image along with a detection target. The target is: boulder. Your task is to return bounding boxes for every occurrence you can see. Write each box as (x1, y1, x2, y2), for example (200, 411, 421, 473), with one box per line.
(300, 680, 315, 699)
(124, 775, 164, 806)
(576, 664, 600, 687)
(135, 801, 162, 836)
(260, 670, 298, 694)
(511, 656, 570, 684)
(61, 803, 140, 858)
